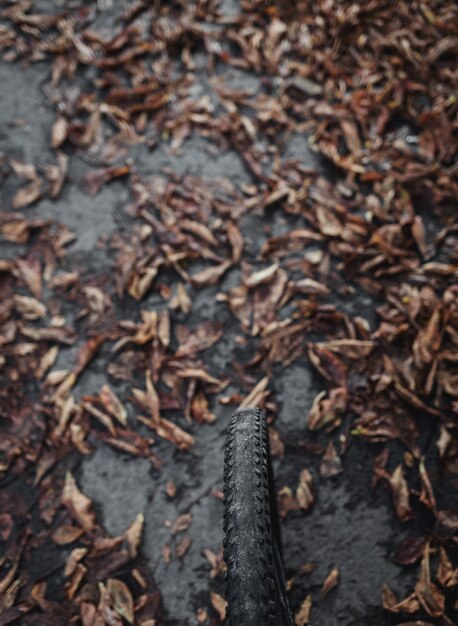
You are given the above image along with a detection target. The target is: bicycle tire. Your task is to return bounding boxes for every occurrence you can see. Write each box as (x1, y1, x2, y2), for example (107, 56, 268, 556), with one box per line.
(223, 407, 294, 626)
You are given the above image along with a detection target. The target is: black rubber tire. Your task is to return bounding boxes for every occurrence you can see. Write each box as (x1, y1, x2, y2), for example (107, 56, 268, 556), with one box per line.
(223, 407, 294, 626)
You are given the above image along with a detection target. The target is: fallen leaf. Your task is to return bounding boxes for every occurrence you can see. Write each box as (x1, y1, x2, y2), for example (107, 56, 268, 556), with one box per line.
(389, 465, 413, 521)
(107, 578, 134, 623)
(319, 568, 339, 601)
(124, 513, 144, 558)
(296, 469, 315, 511)
(320, 442, 343, 478)
(415, 544, 445, 617)
(61, 472, 95, 533)
(210, 591, 227, 621)
(294, 594, 312, 625)
(100, 384, 128, 425)
(175, 534, 191, 559)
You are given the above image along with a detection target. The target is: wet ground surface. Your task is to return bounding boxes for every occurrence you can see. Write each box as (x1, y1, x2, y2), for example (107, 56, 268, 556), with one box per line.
(1, 1, 456, 625)
(1, 57, 416, 625)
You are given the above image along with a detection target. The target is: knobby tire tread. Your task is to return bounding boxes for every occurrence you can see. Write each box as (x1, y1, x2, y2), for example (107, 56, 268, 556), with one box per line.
(223, 407, 278, 626)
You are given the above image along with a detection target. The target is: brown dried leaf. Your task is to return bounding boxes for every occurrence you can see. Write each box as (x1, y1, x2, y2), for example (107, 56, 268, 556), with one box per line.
(14, 295, 46, 320)
(307, 345, 347, 386)
(175, 534, 192, 559)
(52, 524, 85, 546)
(415, 545, 445, 617)
(294, 595, 312, 625)
(107, 578, 134, 623)
(296, 469, 315, 511)
(73, 336, 105, 378)
(191, 259, 232, 286)
(145, 369, 161, 422)
(13, 177, 42, 208)
(319, 567, 339, 601)
(172, 513, 192, 536)
(210, 591, 227, 621)
(124, 513, 144, 558)
(294, 278, 330, 297)
(437, 547, 453, 587)
(61, 472, 95, 533)
(16, 256, 42, 298)
(82, 164, 131, 196)
(239, 377, 270, 408)
(419, 458, 436, 512)
(227, 221, 244, 263)
(44, 151, 69, 198)
(244, 262, 279, 288)
(320, 442, 343, 478)
(316, 339, 375, 359)
(389, 465, 413, 521)
(138, 414, 194, 450)
(307, 387, 347, 431)
(382, 585, 420, 614)
(100, 384, 128, 426)
(393, 536, 428, 566)
(51, 116, 68, 148)
(191, 391, 216, 424)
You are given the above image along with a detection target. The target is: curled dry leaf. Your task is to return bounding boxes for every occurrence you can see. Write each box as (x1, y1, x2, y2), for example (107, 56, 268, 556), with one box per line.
(316, 339, 375, 359)
(307, 345, 347, 386)
(124, 513, 144, 558)
(277, 486, 301, 518)
(320, 441, 343, 478)
(73, 335, 105, 378)
(44, 151, 69, 198)
(51, 116, 68, 148)
(307, 387, 347, 431)
(52, 524, 85, 546)
(389, 465, 413, 521)
(191, 391, 216, 423)
(244, 262, 279, 288)
(107, 578, 135, 624)
(296, 469, 315, 511)
(10, 159, 42, 208)
(294, 594, 312, 625)
(393, 536, 428, 566)
(175, 534, 192, 559)
(210, 591, 227, 621)
(294, 277, 330, 297)
(15, 256, 42, 298)
(436, 547, 453, 588)
(239, 376, 270, 408)
(415, 545, 445, 617)
(227, 221, 244, 262)
(191, 259, 232, 286)
(14, 295, 46, 320)
(418, 458, 437, 513)
(100, 384, 128, 426)
(61, 472, 95, 533)
(382, 585, 420, 614)
(138, 414, 194, 451)
(165, 480, 177, 498)
(171, 513, 192, 536)
(82, 164, 131, 196)
(319, 568, 339, 601)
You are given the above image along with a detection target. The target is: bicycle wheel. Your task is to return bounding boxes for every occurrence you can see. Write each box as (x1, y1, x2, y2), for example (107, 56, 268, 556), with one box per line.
(223, 407, 294, 626)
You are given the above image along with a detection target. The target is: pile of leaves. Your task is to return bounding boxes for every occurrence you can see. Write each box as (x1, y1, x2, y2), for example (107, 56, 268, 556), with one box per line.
(0, 0, 457, 624)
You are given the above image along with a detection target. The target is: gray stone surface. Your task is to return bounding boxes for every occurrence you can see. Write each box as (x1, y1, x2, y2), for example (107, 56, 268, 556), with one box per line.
(281, 480, 409, 625)
(276, 361, 318, 436)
